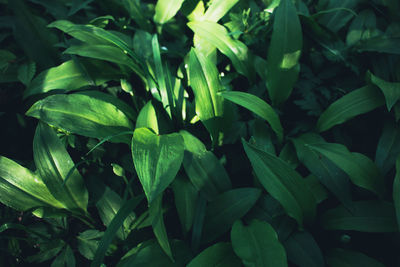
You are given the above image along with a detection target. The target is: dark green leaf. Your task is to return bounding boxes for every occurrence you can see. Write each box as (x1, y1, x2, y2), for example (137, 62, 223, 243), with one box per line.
(187, 242, 242, 267)
(17, 61, 36, 86)
(394, 156, 400, 231)
(375, 121, 400, 176)
(77, 230, 104, 260)
(326, 248, 385, 267)
(370, 71, 400, 111)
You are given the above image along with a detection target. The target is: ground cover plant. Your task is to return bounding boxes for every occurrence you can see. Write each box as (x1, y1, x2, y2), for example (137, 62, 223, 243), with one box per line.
(1, 0, 400, 266)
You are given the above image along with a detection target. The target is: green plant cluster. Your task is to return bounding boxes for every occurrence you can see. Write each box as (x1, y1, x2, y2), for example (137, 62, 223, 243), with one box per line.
(1, 0, 400, 266)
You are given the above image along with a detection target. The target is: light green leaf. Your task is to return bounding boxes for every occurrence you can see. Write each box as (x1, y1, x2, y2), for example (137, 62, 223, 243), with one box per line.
(188, 48, 224, 144)
(307, 142, 385, 197)
(17, 61, 36, 86)
(326, 248, 385, 267)
(242, 140, 316, 226)
(231, 220, 288, 267)
(33, 123, 88, 214)
(131, 128, 184, 203)
(154, 0, 185, 24)
(394, 156, 400, 231)
(292, 133, 353, 210)
(202, 0, 240, 22)
(180, 130, 232, 201)
(187, 242, 242, 267)
(321, 201, 398, 232)
(202, 188, 261, 244)
(266, 0, 302, 105)
(0, 156, 63, 212)
(220, 91, 283, 142)
(370, 72, 400, 111)
(24, 59, 121, 98)
(316, 85, 384, 132)
(188, 21, 250, 78)
(26, 93, 134, 144)
(136, 101, 160, 134)
(149, 194, 173, 261)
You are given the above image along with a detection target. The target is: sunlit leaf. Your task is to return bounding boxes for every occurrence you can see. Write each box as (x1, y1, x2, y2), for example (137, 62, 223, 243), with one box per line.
(154, 0, 185, 24)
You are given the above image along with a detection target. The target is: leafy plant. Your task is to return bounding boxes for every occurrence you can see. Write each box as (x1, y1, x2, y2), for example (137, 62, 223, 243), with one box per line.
(1, 0, 400, 266)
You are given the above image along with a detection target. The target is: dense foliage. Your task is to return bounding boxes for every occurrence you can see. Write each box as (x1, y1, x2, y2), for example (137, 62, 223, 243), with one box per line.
(1, 0, 400, 266)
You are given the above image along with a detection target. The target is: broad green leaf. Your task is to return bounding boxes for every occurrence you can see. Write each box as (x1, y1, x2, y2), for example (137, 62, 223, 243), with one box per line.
(24, 59, 121, 98)
(266, 0, 302, 105)
(77, 230, 105, 260)
(172, 175, 198, 234)
(0, 156, 63, 211)
(33, 123, 88, 214)
(188, 21, 250, 78)
(370, 72, 400, 111)
(307, 142, 385, 197)
(131, 128, 184, 203)
(117, 239, 192, 267)
(326, 248, 385, 267)
(292, 133, 353, 210)
(346, 10, 379, 46)
(91, 195, 143, 267)
(154, 0, 185, 24)
(149, 194, 172, 261)
(17, 61, 36, 86)
(96, 187, 135, 240)
(242, 140, 316, 226)
(316, 0, 359, 33)
(202, 188, 261, 244)
(316, 85, 384, 132)
(250, 119, 277, 154)
(180, 130, 232, 201)
(356, 36, 400, 55)
(375, 121, 400, 176)
(188, 48, 224, 144)
(231, 220, 288, 267)
(187, 242, 241, 267)
(202, 0, 240, 22)
(26, 93, 134, 144)
(220, 91, 283, 142)
(321, 201, 398, 232)
(394, 156, 400, 231)
(283, 231, 324, 267)
(136, 101, 160, 134)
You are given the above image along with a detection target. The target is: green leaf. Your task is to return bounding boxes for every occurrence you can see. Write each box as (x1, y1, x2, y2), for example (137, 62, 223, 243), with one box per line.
(369, 72, 400, 111)
(149, 194, 173, 261)
(307, 142, 385, 198)
(26, 93, 134, 144)
(180, 130, 232, 201)
(394, 156, 400, 231)
(122, 0, 151, 31)
(17, 61, 36, 86)
(51, 244, 75, 267)
(321, 201, 398, 232)
(188, 48, 224, 144)
(171, 175, 198, 234)
(0, 156, 63, 212)
(316, 85, 384, 132)
(24, 59, 121, 98)
(33, 123, 88, 214)
(91, 195, 143, 267)
(375, 121, 400, 176)
(188, 21, 250, 78)
(220, 91, 283, 142)
(202, 0, 240, 22)
(316, 0, 359, 33)
(356, 36, 400, 55)
(77, 230, 104, 260)
(292, 133, 353, 210)
(242, 140, 316, 226)
(187, 242, 242, 267)
(266, 0, 302, 105)
(326, 248, 385, 267)
(131, 128, 184, 203)
(283, 231, 324, 267)
(136, 101, 160, 134)
(154, 0, 185, 24)
(202, 188, 261, 244)
(231, 220, 288, 267)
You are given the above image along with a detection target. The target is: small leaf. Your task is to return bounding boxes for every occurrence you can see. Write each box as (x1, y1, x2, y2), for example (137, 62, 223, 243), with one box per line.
(326, 248, 386, 267)
(131, 128, 184, 203)
(17, 61, 36, 86)
(266, 0, 302, 105)
(242, 139, 316, 226)
(26, 93, 134, 144)
(369, 71, 400, 111)
(220, 91, 283, 142)
(321, 201, 398, 232)
(187, 242, 242, 267)
(231, 220, 288, 267)
(317, 0, 359, 33)
(154, 0, 185, 24)
(77, 230, 104, 260)
(33, 123, 88, 214)
(51, 244, 75, 267)
(316, 85, 384, 132)
(307, 142, 385, 197)
(202, 188, 261, 244)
